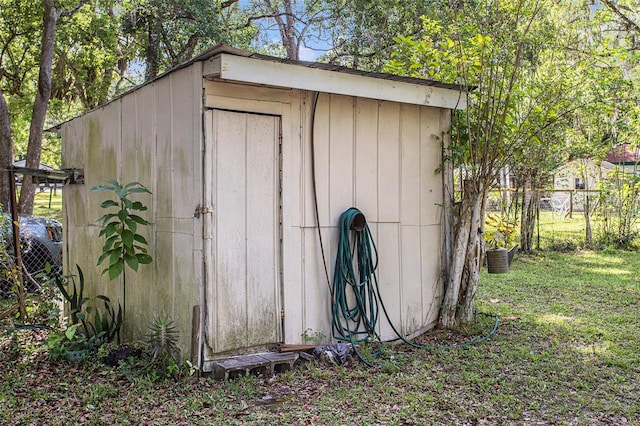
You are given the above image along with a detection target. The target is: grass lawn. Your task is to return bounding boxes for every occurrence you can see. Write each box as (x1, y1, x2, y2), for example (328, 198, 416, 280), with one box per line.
(32, 189, 62, 222)
(1, 248, 638, 424)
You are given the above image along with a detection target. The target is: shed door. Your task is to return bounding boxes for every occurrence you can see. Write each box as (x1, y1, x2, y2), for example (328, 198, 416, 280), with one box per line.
(204, 109, 282, 354)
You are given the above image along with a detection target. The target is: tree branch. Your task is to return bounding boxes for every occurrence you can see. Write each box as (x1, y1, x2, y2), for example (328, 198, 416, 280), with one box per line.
(59, 0, 90, 18)
(600, 0, 640, 35)
(221, 0, 239, 8)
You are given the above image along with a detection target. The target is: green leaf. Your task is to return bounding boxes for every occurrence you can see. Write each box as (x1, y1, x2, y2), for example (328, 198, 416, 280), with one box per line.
(108, 261, 124, 280)
(136, 253, 153, 264)
(125, 218, 137, 234)
(97, 251, 110, 266)
(121, 229, 135, 248)
(131, 201, 147, 211)
(65, 324, 79, 340)
(134, 234, 148, 245)
(90, 184, 114, 192)
(124, 244, 136, 256)
(97, 213, 118, 224)
(118, 209, 128, 221)
(125, 254, 139, 271)
(128, 187, 152, 194)
(101, 222, 119, 238)
(102, 234, 119, 251)
(113, 189, 124, 200)
(109, 248, 121, 266)
(100, 199, 119, 209)
(106, 179, 121, 188)
(129, 214, 149, 225)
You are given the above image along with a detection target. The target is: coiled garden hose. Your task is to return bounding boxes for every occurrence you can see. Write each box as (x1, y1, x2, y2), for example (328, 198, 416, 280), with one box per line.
(331, 207, 499, 366)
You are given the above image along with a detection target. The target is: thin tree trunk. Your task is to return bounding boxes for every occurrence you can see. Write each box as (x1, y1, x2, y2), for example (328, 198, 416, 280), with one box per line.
(274, 0, 298, 60)
(440, 199, 471, 328)
(460, 195, 484, 324)
(0, 89, 12, 211)
(440, 185, 484, 328)
(18, 0, 87, 213)
(18, 0, 58, 215)
(520, 181, 538, 253)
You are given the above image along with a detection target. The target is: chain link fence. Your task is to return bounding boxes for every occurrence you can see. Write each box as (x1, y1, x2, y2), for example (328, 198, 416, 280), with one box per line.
(1, 218, 63, 298)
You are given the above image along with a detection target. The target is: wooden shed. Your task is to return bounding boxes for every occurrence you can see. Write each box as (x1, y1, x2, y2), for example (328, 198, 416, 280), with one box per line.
(59, 44, 466, 370)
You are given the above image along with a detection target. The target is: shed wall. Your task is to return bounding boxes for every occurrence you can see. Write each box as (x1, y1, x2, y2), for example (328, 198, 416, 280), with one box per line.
(204, 80, 448, 350)
(298, 93, 448, 342)
(61, 66, 450, 362)
(61, 64, 204, 357)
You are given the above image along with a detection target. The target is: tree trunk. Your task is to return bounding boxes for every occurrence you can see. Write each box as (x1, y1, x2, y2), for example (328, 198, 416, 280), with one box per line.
(275, 0, 299, 60)
(440, 184, 485, 328)
(520, 186, 538, 253)
(18, 0, 58, 215)
(460, 195, 484, 324)
(0, 89, 12, 211)
(144, 21, 161, 81)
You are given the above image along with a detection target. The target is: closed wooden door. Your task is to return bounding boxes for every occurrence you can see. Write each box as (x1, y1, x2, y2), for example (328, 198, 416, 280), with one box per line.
(204, 109, 282, 354)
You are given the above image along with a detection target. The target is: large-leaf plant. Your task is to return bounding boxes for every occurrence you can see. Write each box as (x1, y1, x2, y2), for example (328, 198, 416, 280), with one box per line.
(91, 180, 153, 280)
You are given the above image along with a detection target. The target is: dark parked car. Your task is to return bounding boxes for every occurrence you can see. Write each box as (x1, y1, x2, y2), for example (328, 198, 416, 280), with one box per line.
(0, 214, 63, 295)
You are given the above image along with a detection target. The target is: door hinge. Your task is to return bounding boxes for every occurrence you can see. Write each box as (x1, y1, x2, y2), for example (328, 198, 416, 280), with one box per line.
(194, 205, 211, 218)
(281, 309, 285, 320)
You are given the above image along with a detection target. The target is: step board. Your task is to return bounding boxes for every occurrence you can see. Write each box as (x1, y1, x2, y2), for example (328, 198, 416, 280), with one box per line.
(206, 352, 299, 380)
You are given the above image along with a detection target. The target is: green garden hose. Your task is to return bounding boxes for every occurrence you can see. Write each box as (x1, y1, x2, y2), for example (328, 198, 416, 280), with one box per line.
(331, 207, 499, 366)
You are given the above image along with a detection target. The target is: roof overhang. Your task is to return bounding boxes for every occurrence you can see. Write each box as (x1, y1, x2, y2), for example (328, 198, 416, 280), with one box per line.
(203, 52, 467, 110)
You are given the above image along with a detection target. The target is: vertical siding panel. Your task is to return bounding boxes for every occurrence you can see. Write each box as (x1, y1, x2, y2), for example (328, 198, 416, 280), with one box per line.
(155, 78, 173, 220)
(421, 225, 443, 325)
(153, 77, 174, 318)
(302, 227, 332, 344)
(203, 110, 216, 354)
(284, 225, 303, 344)
(61, 119, 88, 226)
(170, 69, 196, 220)
(133, 84, 156, 335)
(311, 94, 330, 227)
(377, 102, 400, 222)
(86, 102, 121, 221)
(88, 102, 123, 304)
(190, 66, 204, 358)
(246, 115, 279, 345)
(296, 90, 315, 226)
(120, 93, 137, 184)
(329, 94, 354, 224)
(168, 68, 197, 351)
(214, 112, 248, 352)
(354, 98, 379, 221)
(401, 226, 423, 332)
(400, 104, 421, 226)
(283, 92, 304, 343)
(420, 106, 444, 226)
(399, 104, 423, 332)
(376, 222, 401, 340)
(61, 118, 90, 277)
(119, 90, 144, 334)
